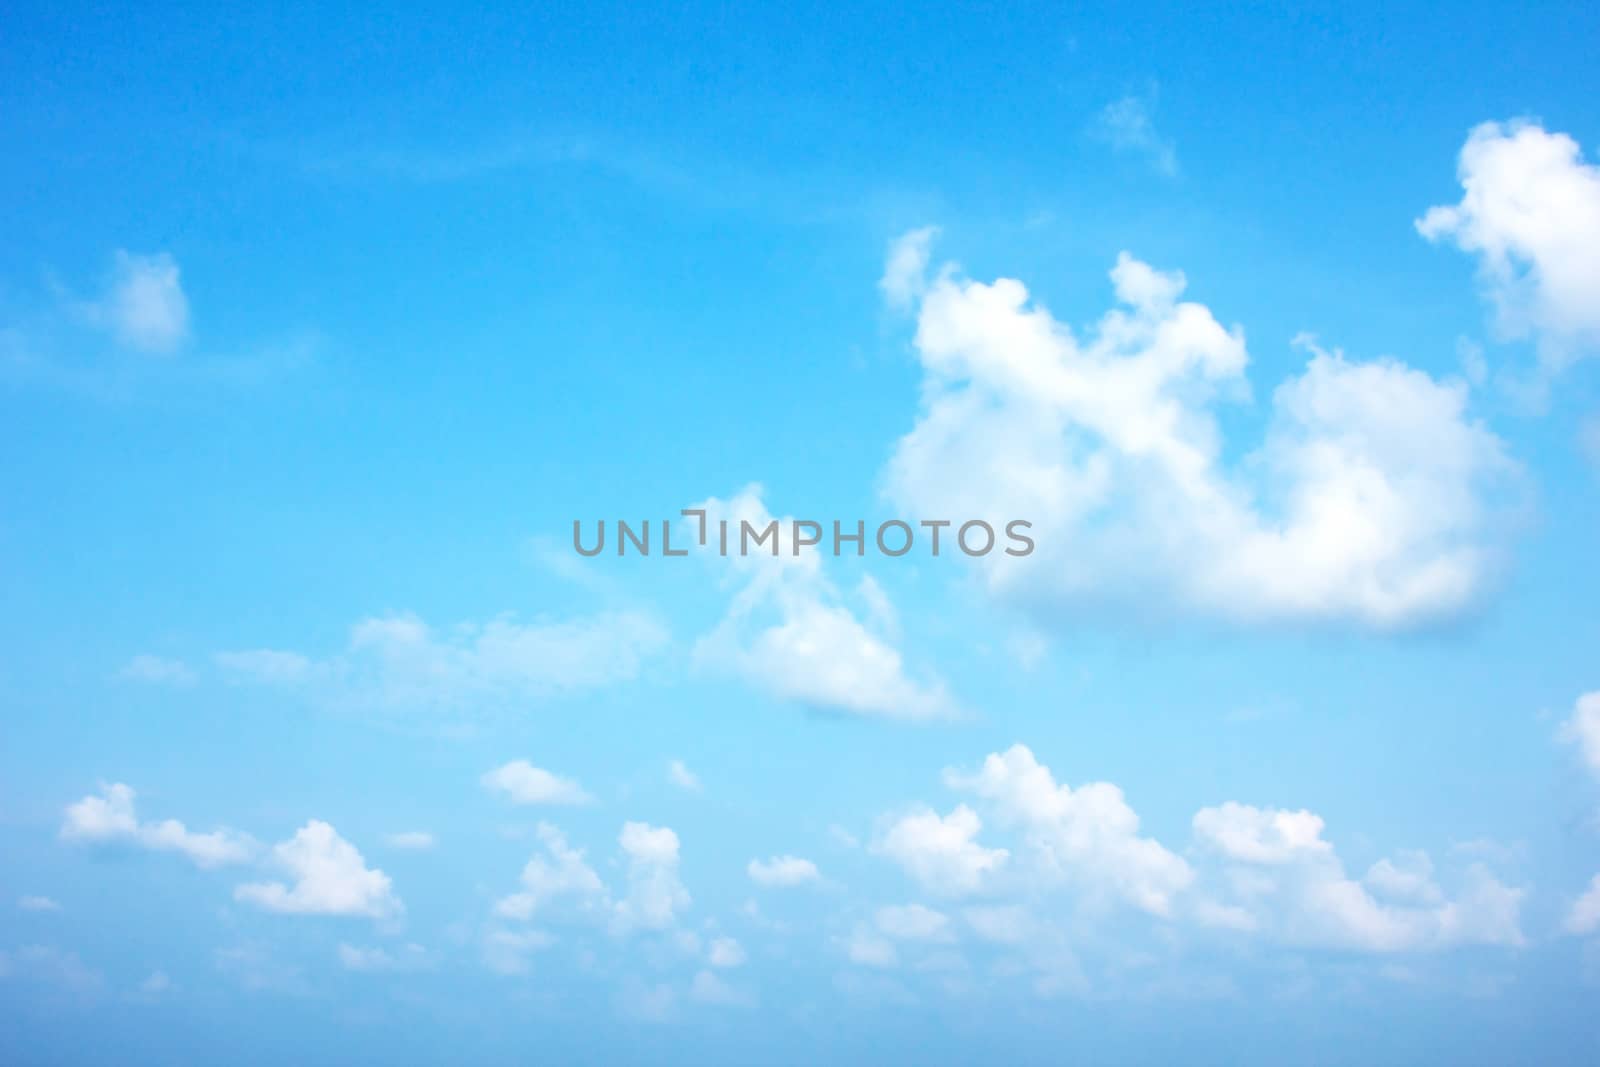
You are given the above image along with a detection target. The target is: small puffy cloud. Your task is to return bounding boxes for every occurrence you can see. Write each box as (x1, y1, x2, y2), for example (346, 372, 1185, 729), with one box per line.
(947, 745, 1192, 915)
(61, 783, 254, 868)
(87, 251, 190, 353)
(1092, 90, 1178, 176)
(18, 896, 61, 913)
(880, 226, 939, 310)
(747, 855, 821, 888)
(493, 823, 608, 922)
(1417, 120, 1600, 373)
(875, 805, 1007, 897)
(1560, 691, 1600, 777)
(667, 760, 702, 792)
(234, 820, 401, 919)
(882, 234, 1517, 630)
(875, 903, 951, 942)
(383, 831, 435, 850)
(839, 924, 899, 968)
(117, 655, 195, 686)
(707, 936, 746, 968)
(1564, 874, 1600, 936)
(494, 821, 690, 936)
(482, 761, 593, 806)
(612, 822, 690, 934)
(691, 486, 956, 720)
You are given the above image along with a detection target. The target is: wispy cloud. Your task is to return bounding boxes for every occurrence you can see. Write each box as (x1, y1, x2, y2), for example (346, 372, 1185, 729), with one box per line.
(1092, 89, 1178, 177)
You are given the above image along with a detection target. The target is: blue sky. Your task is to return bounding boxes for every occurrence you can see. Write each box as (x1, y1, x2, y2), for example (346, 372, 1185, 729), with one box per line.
(4, 3, 1600, 1063)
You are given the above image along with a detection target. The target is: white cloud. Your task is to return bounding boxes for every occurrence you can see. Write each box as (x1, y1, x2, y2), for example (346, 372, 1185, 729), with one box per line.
(17, 896, 61, 913)
(882, 235, 1517, 629)
(707, 936, 746, 968)
(87, 251, 190, 353)
(234, 820, 400, 919)
(880, 227, 939, 310)
(869, 748, 1525, 959)
(692, 486, 956, 720)
(875, 903, 952, 942)
(746, 855, 821, 888)
(338, 942, 429, 972)
(383, 831, 435, 850)
(946, 745, 1192, 916)
(117, 655, 195, 686)
(1192, 802, 1332, 865)
(667, 759, 702, 792)
(1366, 852, 1445, 906)
(1560, 691, 1600, 777)
(61, 783, 254, 868)
(612, 822, 690, 934)
(492, 821, 688, 937)
(1417, 119, 1600, 373)
(217, 609, 667, 712)
(839, 924, 899, 968)
(482, 760, 593, 806)
(1564, 874, 1600, 936)
(875, 805, 1007, 897)
(1191, 802, 1524, 951)
(493, 822, 608, 922)
(1092, 91, 1178, 177)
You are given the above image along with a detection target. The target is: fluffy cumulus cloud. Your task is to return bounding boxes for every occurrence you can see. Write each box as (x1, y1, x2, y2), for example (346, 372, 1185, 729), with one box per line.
(1190, 802, 1524, 951)
(234, 821, 401, 919)
(747, 855, 821, 888)
(215, 608, 667, 712)
(493, 823, 608, 922)
(612, 822, 691, 934)
(1417, 120, 1600, 372)
(85, 251, 190, 353)
(875, 805, 1008, 896)
(492, 820, 689, 937)
(481, 760, 593, 806)
(60, 783, 254, 868)
(690, 485, 956, 720)
(945, 745, 1192, 916)
(880, 233, 1516, 629)
(869, 746, 1524, 959)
